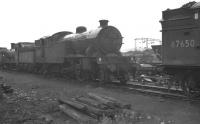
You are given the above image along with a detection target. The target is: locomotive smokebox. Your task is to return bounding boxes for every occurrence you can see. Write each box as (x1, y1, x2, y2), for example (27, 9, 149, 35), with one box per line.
(76, 26, 87, 33)
(99, 20, 109, 27)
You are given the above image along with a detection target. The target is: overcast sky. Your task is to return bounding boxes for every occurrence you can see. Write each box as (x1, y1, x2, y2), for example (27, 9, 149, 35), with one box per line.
(0, 0, 192, 51)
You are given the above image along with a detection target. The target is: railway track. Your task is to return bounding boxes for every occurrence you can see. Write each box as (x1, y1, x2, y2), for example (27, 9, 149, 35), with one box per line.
(2, 70, 200, 101)
(125, 83, 187, 99)
(102, 80, 200, 101)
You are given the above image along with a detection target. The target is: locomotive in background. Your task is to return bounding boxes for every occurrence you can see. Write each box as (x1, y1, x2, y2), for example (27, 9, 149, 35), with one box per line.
(0, 20, 136, 83)
(160, 1, 200, 95)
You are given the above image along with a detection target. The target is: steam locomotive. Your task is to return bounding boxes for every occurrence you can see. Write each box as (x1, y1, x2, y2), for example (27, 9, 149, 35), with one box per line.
(1, 20, 135, 83)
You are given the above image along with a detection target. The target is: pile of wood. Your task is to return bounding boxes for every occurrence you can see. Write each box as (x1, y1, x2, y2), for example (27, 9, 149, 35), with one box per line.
(0, 76, 13, 94)
(0, 76, 13, 99)
(58, 92, 131, 123)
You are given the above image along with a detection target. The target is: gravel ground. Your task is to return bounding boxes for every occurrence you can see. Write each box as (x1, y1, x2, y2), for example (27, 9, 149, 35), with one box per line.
(0, 71, 200, 124)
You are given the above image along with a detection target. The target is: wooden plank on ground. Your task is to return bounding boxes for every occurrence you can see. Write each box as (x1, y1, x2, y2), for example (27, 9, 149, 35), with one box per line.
(58, 97, 87, 111)
(74, 99, 116, 119)
(92, 93, 132, 109)
(74, 96, 109, 110)
(59, 104, 97, 123)
(87, 92, 126, 109)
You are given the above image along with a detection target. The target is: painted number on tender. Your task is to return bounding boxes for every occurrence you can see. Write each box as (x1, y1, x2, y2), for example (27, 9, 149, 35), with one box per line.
(171, 40, 195, 48)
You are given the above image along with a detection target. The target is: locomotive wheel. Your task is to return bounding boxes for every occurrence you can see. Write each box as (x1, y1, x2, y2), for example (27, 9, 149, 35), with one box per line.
(119, 78, 127, 84)
(182, 76, 195, 97)
(118, 70, 129, 84)
(99, 70, 110, 83)
(119, 75, 128, 84)
(77, 70, 91, 81)
(74, 68, 82, 81)
(74, 66, 88, 81)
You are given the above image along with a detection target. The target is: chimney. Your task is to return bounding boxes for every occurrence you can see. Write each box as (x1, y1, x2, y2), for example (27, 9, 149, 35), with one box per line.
(99, 20, 109, 28)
